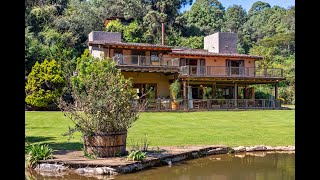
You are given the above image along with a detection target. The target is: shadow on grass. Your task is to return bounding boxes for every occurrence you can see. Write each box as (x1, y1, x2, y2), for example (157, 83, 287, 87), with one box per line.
(26, 136, 55, 143)
(48, 142, 83, 151)
(25, 136, 82, 151)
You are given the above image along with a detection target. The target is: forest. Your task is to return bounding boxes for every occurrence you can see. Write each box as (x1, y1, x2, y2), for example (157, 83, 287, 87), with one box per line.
(25, 0, 295, 107)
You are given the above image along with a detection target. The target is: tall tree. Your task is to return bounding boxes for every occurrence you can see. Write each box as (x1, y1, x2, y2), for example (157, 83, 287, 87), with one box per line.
(222, 5, 247, 33)
(142, 0, 192, 43)
(248, 1, 271, 16)
(185, 0, 225, 35)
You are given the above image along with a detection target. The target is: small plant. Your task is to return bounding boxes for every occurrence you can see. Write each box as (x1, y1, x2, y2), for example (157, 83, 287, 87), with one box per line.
(202, 86, 212, 99)
(278, 97, 285, 103)
(25, 143, 53, 168)
(169, 80, 181, 102)
(127, 150, 147, 161)
(128, 135, 150, 152)
(82, 147, 97, 159)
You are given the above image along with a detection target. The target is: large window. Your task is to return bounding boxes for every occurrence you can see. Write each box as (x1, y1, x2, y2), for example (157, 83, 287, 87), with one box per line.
(226, 60, 245, 75)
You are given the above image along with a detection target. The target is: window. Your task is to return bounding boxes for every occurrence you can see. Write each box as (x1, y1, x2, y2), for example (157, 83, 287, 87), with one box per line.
(226, 60, 245, 75)
(150, 51, 159, 62)
(113, 49, 123, 63)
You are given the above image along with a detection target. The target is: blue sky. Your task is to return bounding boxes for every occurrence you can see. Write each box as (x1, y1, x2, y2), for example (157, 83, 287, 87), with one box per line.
(180, 0, 295, 12)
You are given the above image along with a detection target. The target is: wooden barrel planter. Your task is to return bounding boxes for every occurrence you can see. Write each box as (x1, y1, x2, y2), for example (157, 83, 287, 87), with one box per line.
(83, 131, 127, 157)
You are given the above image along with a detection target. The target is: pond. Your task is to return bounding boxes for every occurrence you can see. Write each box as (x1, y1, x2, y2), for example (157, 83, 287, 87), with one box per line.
(26, 151, 294, 180)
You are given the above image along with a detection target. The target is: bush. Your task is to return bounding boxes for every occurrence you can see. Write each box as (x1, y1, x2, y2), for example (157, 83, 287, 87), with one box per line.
(58, 49, 143, 137)
(25, 143, 53, 168)
(255, 91, 271, 99)
(25, 59, 65, 108)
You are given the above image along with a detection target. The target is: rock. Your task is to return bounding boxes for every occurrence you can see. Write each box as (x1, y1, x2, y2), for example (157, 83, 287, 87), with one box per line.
(274, 146, 295, 151)
(265, 146, 275, 150)
(95, 168, 104, 175)
(75, 168, 85, 174)
(245, 145, 267, 152)
(102, 167, 117, 174)
(233, 146, 246, 153)
(35, 163, 67, 172)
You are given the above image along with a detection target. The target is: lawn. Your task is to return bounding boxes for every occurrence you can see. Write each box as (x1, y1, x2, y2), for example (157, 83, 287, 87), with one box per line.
(25, 110, 295, 151)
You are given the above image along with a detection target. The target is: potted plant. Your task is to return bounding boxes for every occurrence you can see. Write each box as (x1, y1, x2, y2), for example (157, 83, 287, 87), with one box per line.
(169, 80, 181, 110)
(58, 50, 143, 157)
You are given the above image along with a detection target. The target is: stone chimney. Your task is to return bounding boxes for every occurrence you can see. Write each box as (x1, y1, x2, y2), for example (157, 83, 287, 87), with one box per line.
(204, 32, 238, 54)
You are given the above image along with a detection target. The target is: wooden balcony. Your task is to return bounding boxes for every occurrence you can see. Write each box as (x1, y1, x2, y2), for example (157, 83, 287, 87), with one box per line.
(179, 66, 284, 78)
(112, 55, 180, 67)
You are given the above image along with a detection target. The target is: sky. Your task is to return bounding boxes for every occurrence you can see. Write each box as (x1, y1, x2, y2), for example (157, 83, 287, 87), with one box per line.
(180, 0, 295, 12)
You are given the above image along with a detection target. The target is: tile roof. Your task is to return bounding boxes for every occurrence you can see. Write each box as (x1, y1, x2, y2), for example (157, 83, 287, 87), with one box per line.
(88, 41, 174, 49)
(169, 49, 263, 59)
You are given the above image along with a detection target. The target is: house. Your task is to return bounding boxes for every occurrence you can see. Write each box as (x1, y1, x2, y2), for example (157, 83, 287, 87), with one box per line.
(88, 31, 285, 111)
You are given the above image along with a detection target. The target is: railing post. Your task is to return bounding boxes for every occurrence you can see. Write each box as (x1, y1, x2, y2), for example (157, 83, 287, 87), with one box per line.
(138, 55, 140, 66)
(262, 99, 265, 109)
(158, 99, 161, 111)
(245, 99, 248, 109)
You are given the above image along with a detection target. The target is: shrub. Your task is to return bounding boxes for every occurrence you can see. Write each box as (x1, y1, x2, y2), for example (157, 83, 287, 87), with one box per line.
(202, 86, 212, 99)
(25, 59, 65, 108)
(127, 150, 147, 161)
(58, 49, 144, 137)
(25, 143, 53, 168)
(169, 80, 181, 101)
(254, 91, 271, 99)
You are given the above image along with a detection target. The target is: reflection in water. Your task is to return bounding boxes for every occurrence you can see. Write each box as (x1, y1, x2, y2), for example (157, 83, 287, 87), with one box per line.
(26, 152, 294, 180)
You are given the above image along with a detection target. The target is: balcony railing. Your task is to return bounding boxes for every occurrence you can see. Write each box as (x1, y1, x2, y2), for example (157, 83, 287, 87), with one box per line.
(130, 98, 280, 111)
(180, 66, 283, 78)
(112, 55, 180, 67)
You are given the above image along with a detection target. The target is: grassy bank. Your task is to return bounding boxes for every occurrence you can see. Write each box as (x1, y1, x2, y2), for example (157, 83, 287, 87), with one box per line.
(25, 110, 295, 151)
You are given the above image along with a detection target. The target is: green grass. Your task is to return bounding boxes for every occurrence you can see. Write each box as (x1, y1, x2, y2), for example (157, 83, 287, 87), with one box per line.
(25, 110, 295, 151)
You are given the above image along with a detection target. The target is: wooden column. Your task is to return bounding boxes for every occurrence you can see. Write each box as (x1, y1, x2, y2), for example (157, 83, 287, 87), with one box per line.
(212, 82, 216, 98)
(183, 80, 187, 110)
(234, 83, 237, 107)
(275, 83, 279, 108)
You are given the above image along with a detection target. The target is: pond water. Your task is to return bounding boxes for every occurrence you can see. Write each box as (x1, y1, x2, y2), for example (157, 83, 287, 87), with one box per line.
(26, 151, 294, 180)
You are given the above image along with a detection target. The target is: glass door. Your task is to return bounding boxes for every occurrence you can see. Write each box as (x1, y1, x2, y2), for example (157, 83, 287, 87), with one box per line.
(226, 60, 245, 76)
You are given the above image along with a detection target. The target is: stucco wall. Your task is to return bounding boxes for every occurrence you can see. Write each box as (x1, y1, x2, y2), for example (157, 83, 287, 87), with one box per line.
(90, 46, 105, 59)
(204, 32, 238, 54)
(121, 72, 172, 98)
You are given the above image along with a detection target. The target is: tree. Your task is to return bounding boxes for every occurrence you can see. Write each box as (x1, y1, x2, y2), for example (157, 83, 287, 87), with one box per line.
(53, 0, 106, 54)
(25, 60, 66, 108)
(178, 36, 204, 49)
(26, 5, 58, 34)
(142, 0, 192, 43)
(222, 5, 247, 33)
(248, 1, 271, 16)
(185, 0, 225, 35)
(105, 19, 124, 33)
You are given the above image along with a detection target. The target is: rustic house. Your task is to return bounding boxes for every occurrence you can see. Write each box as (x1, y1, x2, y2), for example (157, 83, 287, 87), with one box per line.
(87, 31, 284, 111)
